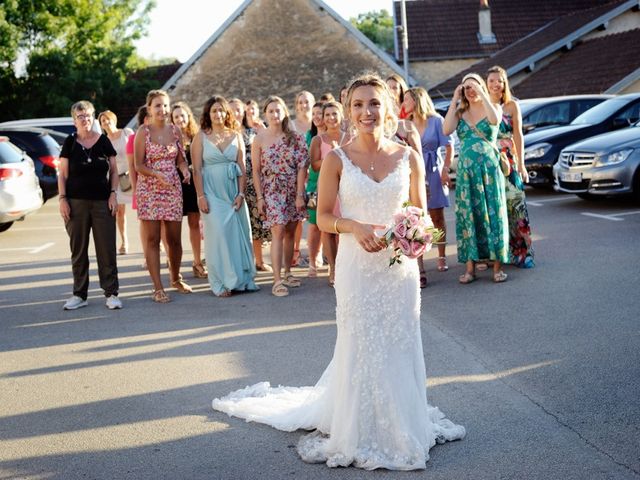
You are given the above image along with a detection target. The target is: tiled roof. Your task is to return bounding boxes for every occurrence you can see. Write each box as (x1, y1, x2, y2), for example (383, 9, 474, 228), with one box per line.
(428, 0, 631, 98)
(513, 29, 640, 98)
(394, 0, 616, 61)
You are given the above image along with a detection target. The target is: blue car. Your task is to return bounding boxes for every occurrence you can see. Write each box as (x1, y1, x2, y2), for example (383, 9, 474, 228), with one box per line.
(523, 93, 640, 186)
(553, 120, 640, 200)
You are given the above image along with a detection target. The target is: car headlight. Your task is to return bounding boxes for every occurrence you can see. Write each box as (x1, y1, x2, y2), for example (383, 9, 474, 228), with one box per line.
(524, 143, 552, 160)
(594, 149, 634, 167)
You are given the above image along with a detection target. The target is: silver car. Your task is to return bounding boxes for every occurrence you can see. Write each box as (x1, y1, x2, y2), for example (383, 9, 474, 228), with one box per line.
(553, 121, 640, 199)
(0, 137, 44, 232)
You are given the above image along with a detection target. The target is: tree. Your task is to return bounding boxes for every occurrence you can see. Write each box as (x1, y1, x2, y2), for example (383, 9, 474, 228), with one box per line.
(350, 10, 395, 53)
(0, 0, 155, 121)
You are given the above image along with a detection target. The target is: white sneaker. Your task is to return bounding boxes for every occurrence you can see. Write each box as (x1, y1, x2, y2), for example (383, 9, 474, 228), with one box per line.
(63, 295, 88, 310)
(105, 295, 123, 310)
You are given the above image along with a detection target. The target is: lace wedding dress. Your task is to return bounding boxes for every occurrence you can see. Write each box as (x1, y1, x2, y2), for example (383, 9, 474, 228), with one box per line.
(213, 148, 465, 470)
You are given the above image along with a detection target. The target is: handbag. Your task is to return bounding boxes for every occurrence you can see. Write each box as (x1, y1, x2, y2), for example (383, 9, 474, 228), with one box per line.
(468, 122, 511, 176)
(306, 191, 317, 209)
(119, 172, 132, 192)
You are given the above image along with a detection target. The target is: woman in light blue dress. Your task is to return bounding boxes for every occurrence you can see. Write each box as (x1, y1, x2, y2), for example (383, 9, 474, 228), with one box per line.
(191, 96, 258, 297)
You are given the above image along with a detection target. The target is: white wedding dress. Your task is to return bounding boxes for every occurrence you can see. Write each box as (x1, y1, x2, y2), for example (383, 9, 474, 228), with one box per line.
(213, 148, 465, 470)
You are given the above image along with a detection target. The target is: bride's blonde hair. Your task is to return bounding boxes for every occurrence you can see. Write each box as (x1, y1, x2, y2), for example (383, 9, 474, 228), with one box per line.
(344, 73, 398, 138)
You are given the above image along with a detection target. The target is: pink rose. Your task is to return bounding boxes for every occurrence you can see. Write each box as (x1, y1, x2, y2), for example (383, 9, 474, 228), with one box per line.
(398, 238, 411, 256)
(409, 240, 426, 258)
(407, 225, 420, 240)
(406, 206, 422, 216)
(394, 222, 407, 238)
(393, 212, 405, 224)
(406, 214, 420, 227)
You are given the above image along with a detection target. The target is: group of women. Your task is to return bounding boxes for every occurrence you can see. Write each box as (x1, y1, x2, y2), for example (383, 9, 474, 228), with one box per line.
(57, 65, 534, 308)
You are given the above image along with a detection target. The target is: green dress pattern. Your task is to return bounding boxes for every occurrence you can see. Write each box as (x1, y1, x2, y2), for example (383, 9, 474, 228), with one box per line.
(455, 117, 509, 264)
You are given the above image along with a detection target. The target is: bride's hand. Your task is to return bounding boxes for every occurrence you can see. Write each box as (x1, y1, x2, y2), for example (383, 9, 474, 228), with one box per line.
(352, 222, 387, 253)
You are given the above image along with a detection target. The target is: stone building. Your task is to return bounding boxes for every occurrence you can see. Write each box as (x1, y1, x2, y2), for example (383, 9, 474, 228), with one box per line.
(160, 0, 409, 113)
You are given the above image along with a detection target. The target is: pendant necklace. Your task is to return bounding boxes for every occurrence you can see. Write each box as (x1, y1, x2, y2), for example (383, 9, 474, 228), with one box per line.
(369, 158, 375, 171)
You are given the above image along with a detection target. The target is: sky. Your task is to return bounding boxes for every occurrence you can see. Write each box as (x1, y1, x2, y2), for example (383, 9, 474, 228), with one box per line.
(135, 0, 394, 62)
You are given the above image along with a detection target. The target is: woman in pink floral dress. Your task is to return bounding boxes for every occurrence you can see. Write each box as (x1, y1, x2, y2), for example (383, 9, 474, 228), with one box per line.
(251, 96, 308, 297)
(134, 89, 192, 303)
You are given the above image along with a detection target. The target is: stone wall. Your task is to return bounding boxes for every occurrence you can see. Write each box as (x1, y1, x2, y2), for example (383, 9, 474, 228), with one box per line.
(410, 58, 482, 91)
(168, 0, 400, 114)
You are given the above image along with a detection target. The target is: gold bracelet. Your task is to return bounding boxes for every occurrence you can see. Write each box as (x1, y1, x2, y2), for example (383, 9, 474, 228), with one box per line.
(334, 217, 341, 234)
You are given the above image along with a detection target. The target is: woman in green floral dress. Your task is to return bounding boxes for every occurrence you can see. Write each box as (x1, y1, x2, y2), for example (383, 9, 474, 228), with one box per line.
(443, 73, 509, 283)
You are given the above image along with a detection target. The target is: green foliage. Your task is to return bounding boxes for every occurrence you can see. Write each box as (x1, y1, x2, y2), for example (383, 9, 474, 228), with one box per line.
(0, 0, 155, 121)
(350, 9, 395, 53)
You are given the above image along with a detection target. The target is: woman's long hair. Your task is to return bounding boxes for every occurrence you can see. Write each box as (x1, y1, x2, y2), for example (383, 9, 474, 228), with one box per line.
(263, 95, 296, 146)
(405, 87, 436, 121)
(171, 101, 199, 140)
(243, 99, 260, 129)
(457, 73, 488, 115)
(386, 73, 408, 105)
(309, 101, 325, 138)
(200, 96, 235, 132)
(345, 73, 398, 138)
(486, 65, 513, 105)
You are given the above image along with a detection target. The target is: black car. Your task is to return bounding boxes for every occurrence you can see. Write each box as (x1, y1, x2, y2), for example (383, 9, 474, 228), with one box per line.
(0, 127, 61, 200)
(519, 94, 612, 133)
(523, 93, 640, 185)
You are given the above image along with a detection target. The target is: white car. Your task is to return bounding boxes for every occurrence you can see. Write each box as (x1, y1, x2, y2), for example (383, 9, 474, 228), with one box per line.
(0, 137, 44, 232)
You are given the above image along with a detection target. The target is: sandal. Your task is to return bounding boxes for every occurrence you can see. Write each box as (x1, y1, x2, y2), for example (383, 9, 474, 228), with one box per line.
(215, 289, 232, 298)
(152, 289, 171, 303)
(459, 272, 476, 284)
(493, 271, 508, 283)
(192, 263, 208, 279)
(256, 263, 273, 273)
(419, 271, 428, 288)
(437, 257, 449, 272)
(118, 244, 128, 255)
(172, 275, 193, 294)
(308, 265, 317, 278)
(272, 280, 289, 297)
(328, 269, 335, 287)
(283, 274, 301, 288)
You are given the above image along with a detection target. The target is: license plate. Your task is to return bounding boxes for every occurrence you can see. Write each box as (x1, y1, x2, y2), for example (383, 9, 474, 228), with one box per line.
(560, 171, 582, 182)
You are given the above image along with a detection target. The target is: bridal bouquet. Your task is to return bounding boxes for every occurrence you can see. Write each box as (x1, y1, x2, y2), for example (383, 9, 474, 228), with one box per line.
(379, 203, 442, 266)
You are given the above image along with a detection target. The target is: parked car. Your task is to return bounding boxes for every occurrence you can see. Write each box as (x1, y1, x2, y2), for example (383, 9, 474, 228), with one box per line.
(0, 137, 44, 232)
(523, 93, 640, 186)
(0, 117, 101, 136)
(0, 127, 61, 200)
(445, 95, 611, 183)
(553, 120, 640, 199)
(519, 94, 612, 133)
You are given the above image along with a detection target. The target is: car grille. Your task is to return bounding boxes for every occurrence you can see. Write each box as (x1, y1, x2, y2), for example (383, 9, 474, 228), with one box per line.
(559, 179, 590, 191)
(559, 152, 595, 168)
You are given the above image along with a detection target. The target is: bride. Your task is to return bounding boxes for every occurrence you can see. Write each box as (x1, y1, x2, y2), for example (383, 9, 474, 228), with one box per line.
(212, 73, 465, 470)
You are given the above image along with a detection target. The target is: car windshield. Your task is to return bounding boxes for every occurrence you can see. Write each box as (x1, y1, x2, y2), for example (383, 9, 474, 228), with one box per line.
(0, 141, 24, 164)
(571, 98, 627, 125)
(519, 101, 544, 117)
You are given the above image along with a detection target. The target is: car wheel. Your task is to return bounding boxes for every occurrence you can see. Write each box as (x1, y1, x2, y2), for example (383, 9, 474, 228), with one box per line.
(0, 222, 14, 232)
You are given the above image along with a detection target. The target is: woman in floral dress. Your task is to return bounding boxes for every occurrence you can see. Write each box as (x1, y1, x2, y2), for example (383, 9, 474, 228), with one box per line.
(486, 66, 534, 268)
(443, 74, 509, 284)
(229, 98, 272, 272)
(134, 89, 193, 303)
(251, 96, 308, 297)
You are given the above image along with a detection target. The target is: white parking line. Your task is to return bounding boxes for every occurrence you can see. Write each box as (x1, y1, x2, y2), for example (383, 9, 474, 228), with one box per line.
(527, 196, 575, 207)
(0, 242, 55, 254)
(581, 211, 640, 222)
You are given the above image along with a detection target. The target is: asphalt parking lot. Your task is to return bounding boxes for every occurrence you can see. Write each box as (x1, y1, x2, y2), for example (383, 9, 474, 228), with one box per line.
(0, 189, 639, 480)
